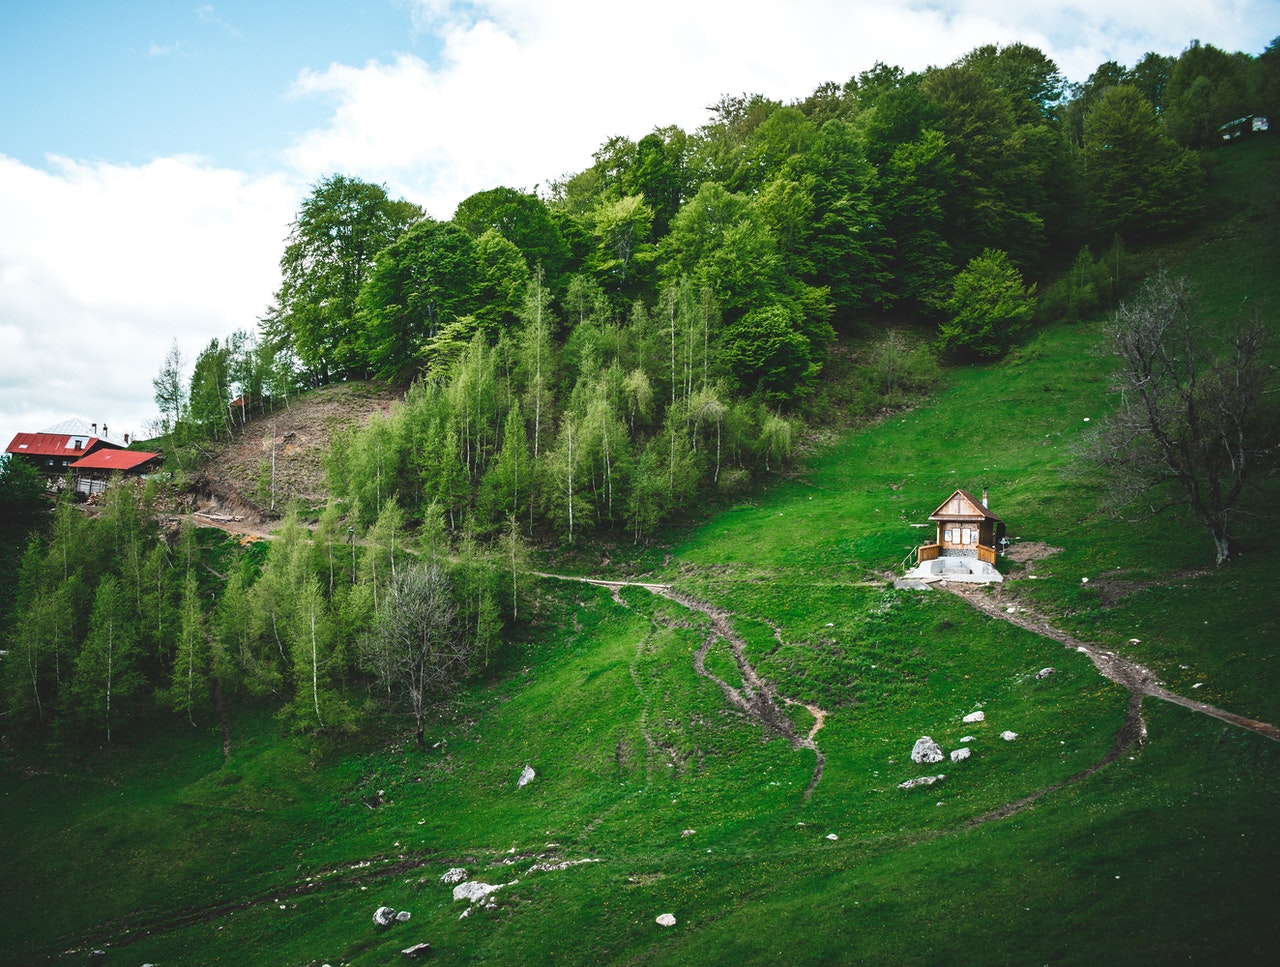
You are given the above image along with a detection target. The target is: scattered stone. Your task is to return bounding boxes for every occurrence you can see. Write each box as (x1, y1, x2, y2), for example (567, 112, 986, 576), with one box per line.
(402, 942, 433, 958)
(374, 906, 398, 927)
(681, 829, 696, 837)
(950, 747, 971, 762)
(959, 736, 976, 743)
(911, 736, 944, 764)
(899, 775, 946, 790)
(453, 880, 515, 904)
(1001, 731, 1018, 741)
(1035, 667, 1056, 680)
(517, 764, 536, 789)
(527, 857, 602, 873)
(962, 710, 985, 723)
(396, 911, 412, 923)
(656, 913, 677, 927)
(1193, 682, 1204, 689)
(826, 833, 838, 840)
(440, 868, 468, 884)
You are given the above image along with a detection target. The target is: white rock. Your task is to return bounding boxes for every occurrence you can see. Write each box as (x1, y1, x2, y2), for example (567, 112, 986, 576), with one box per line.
(374, 906, 398, 927)
(826, 833, 838, 840)
(1001, 731, 1018, 741)
(1036, 667, 1056, 680)
(950, 747, 971, 762)
(657, 913, 677, 927)
(454, 880, 515, 903)
(517, 764, 536, 788)
(396, 911, 412, 922)
(962, 711, 985, 723)
(911, 736, 944, 764)
(440, 867, 468, 884)
(402, 942, 433, 958)
(899, 774, 946, 790)
(959, 736, 976, 743)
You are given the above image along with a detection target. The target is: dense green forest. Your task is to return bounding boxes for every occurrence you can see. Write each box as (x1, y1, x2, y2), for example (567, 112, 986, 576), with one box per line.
(2, 36, 1277, 746)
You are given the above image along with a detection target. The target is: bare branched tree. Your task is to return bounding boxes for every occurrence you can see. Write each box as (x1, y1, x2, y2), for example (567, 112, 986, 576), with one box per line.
(361, 563, 468, 745)
(1087, 271, 1273, 565)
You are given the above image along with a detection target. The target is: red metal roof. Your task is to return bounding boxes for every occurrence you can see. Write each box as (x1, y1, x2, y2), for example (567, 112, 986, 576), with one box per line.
(69, 450, 162, 472)
(5, 432, 105, 458)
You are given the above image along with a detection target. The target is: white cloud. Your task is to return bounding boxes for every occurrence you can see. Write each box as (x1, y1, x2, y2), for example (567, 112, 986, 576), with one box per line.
(0, 154, 299, 449)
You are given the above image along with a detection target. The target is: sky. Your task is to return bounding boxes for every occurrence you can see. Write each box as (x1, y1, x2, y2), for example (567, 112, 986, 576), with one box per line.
(1, 0, 1276, 455)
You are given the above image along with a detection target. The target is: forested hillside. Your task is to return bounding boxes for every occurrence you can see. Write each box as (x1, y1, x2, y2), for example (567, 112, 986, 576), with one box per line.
(3, 35, 1277, 755)
(2, 32, 1280, 967)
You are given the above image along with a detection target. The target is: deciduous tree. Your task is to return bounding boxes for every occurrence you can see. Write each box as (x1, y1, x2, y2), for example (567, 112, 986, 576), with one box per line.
(1088, 272, 1272, 564)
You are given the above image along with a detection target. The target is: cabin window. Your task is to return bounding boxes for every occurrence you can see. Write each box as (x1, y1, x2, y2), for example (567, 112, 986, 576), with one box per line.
(944, 529, 953, 543)
(962, 528, 973, 544)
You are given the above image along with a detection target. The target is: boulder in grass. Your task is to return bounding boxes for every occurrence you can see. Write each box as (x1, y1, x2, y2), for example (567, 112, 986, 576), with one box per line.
(402, 942, 433, 958)
(374, 906, 398, 928)
(396, 911, 412, 923)
(963, 710, 985, 723)
(911, 736, 944, 764)
(899, 774, 946, 790)
(657, 913, 677, 927)
(517, 765, 536, 789)
(950, 747, 971, 762)
(1001, 731, 1018, 741)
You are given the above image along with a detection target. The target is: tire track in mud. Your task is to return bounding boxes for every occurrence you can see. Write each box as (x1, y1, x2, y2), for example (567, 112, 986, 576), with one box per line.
(946, 583, 1280, 743)
(535, 573, 828, 798)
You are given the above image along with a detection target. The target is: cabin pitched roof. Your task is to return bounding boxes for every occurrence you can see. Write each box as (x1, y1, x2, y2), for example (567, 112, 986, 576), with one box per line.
(5, 431, 105, 459)
(69, 449, 162, 472)
(928, 489, 1001, 523)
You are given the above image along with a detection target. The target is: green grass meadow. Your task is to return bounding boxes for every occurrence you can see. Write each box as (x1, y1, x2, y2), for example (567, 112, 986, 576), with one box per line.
(3, 137, 1279, 965)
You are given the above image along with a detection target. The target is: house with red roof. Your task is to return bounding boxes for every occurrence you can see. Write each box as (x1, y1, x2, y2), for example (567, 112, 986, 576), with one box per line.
(68, 448, 163, 496)
(5, 419, 152, 494)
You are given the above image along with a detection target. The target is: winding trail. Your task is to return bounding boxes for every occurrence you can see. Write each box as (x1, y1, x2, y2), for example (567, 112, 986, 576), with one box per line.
(946, 583, 1280, 743)
(534, 572, 829, 797)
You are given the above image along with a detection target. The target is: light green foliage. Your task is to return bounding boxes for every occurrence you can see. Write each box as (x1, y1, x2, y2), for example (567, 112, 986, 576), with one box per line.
(169, 570, 209, 725)
(474, 228, 529, 337)
(939, 248, 1036, 357)
(66, 575, 143, 743)
(723, 304, 815, 401)
(268, 174, 422, 383)
(188, 338, 232, 441)
(357, 218, 481, 381)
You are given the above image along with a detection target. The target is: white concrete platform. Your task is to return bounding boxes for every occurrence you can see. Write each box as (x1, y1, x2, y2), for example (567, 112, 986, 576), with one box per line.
(899, 555, 1003, 586)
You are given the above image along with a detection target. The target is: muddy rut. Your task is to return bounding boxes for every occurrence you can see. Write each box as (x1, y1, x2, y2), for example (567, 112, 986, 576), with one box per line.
(535, 573, 829, 798)
(946, 583, 1280, 744)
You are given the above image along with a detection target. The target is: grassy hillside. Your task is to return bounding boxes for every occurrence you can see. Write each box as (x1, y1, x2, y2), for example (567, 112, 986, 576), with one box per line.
(1, 136, 1278, 966)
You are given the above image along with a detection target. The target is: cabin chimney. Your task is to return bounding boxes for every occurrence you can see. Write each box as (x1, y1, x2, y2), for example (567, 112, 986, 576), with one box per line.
(124, 433, 130, 445)
(982, 487, 988, 508)
(92, 423, 97, 434)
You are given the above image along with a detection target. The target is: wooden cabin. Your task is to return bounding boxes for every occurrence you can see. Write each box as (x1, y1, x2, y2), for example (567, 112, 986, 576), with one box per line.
(915, 488, 1004, 568)
(68, 448, 163, 496)
(5, 419, 128, 476)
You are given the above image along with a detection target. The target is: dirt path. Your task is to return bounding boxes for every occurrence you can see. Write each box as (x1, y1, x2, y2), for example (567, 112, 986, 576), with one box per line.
(534, 572, 829, 797)
(945, 583, 1280, 743)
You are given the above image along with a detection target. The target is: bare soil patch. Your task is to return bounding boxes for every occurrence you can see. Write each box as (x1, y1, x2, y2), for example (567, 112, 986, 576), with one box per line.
(211, 382, 402, 512)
